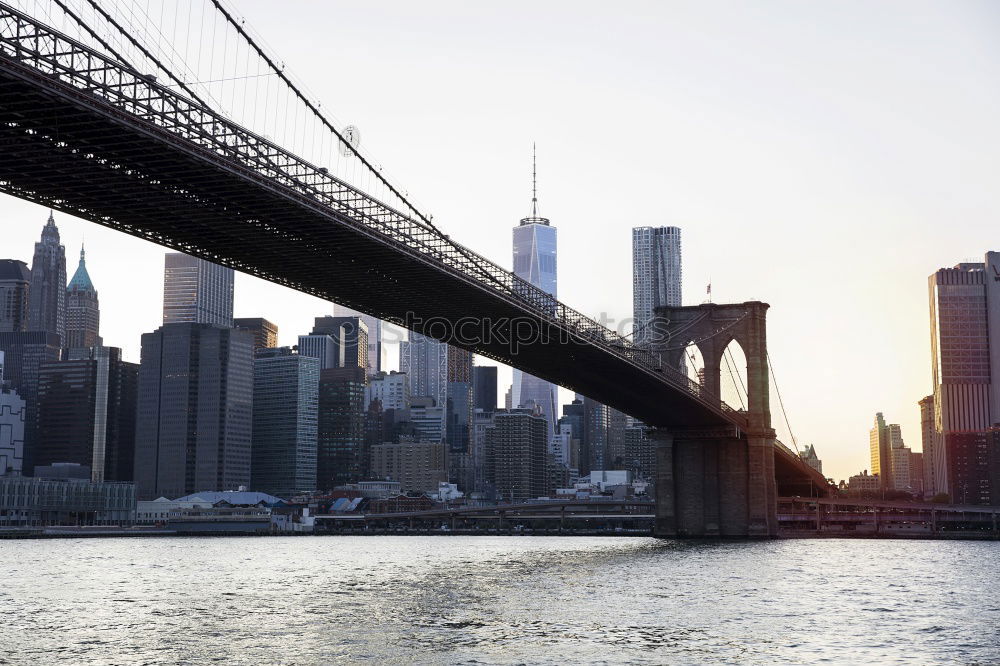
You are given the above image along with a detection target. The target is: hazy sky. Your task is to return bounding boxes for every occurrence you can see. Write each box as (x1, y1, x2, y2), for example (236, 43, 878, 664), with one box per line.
(4, 1, 999, 481)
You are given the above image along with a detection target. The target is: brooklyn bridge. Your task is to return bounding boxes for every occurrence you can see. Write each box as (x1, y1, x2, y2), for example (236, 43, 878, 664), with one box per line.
(0, 1, 830, 536)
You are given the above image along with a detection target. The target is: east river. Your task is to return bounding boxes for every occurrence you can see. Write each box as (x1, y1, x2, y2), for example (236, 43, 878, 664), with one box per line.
(2, 536, 997, 664)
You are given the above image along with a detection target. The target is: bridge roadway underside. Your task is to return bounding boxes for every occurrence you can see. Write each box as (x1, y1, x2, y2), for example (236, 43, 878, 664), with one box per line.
(0, 56, 722, 429)
(0, 42, 830, 538)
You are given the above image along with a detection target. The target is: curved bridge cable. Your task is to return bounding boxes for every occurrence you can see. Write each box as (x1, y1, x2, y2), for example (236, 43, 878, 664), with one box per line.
(767, 351, 799, 455)
(50, 0, 133, 72)
(725, 345, 748, 407)
(83, 0, 212, 109)
(206, 0, 425, 225)
(203, 0, 518, 294)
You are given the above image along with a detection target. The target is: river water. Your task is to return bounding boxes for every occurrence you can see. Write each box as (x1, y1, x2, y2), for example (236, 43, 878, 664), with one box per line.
(1, 536, 996, 664)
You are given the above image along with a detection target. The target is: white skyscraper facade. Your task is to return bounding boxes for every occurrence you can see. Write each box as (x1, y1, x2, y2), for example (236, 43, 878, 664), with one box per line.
(366, 370, 410, 411)
(511, 147, 558, 438)
(632, 226, 682, 345)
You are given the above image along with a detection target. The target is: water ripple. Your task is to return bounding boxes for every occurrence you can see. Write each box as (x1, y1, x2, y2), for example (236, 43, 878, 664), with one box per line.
(2, 536, 999, 664)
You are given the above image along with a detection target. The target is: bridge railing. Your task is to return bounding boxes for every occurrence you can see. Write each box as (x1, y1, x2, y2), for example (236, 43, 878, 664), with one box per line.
(0, 3, 744, 427)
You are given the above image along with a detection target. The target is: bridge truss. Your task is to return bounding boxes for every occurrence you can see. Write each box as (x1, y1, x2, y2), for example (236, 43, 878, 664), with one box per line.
(0, 2, 749, 428)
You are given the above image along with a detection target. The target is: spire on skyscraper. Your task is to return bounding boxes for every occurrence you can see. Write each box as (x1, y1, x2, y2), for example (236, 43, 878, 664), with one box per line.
(28, 212, 67, 342)
(520, 143, 549, 226)
(65, 242, 100, 349)
(531, 142, 538, 217)
(68, 244, 94, 291)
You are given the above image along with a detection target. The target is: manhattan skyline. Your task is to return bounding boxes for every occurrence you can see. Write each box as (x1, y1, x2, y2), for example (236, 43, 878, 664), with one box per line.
(2, 1, 999, 482)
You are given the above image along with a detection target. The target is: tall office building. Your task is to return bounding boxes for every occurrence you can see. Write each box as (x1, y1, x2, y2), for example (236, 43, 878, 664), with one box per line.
(311, 316, 369, 370)
(133, 324, 253, 499)
(298, 334, 337, 370)
(28, 212, 67, 343)
(909, 451, 925, 497)
(0, 331, 61, 473)
(473, 365, 498, 413)
(0, 260, 31, 333)
(869, 412, 911, 492)
(550, 421, 574, 468)
(607, 407, 628, 468)
(162, 253, 234, 327)
(560, 398, 585, 472)
(65, 246, 101, 350)
(0, 352, 25, 476)
(919, 395, 936, 496)
(399, 332, 449, 409)
(332, 304, 383, 376)
(942, 429, 1000, 505)
(583, 395, 609, 473)
(234, 318, 278, 353)
(408, 396, 446, 443)
(445, 346, 473, 451)
(632, 226, 682, 345)
(446, 347, 474, 489)
(869, 412, 891, 490)
(485, 408, 549, 503)
(251, 348, 319, 498)
(317, 366, 367, 490)
(623, 417, 655, 481)
(366, 371, 410, 412)
(511, 147, 558, 438)
(928, 253, 1000, 496)
(470, 409, 494, 493)
(36, 347, 137, 482)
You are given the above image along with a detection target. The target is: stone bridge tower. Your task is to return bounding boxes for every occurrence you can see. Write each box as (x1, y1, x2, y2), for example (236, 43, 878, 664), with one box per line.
(649, 301, 777, 537)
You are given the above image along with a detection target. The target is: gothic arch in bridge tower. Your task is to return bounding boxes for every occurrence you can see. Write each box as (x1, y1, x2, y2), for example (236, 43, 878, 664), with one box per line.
(649, 301, 778, 537)
(651, 301, 771, 430)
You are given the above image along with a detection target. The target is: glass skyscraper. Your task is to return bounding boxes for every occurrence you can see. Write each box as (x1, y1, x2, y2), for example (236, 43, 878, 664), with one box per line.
(37, 346, 137, 483)
(511, 147, 558, 438)
(162, 253, 234, 327)
(927, 252, 1000, 497)
(0, 260, 30, 333)
(133, 324, 254, 499)
(400, 332, 449, 409)
(251, 348, 319, 498)
(317, 366, 367, 490)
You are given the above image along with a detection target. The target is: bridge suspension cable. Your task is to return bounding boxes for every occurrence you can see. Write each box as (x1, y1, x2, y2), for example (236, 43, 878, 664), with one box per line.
(0, 1, 751, 427)
(767, 351, 800, 455)
(722, 347, 747, 411)
(19, 0, 431, 226)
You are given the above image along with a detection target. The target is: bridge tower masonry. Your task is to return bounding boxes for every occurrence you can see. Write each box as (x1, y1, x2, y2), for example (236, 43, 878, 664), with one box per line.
(650, 302, 778, 537)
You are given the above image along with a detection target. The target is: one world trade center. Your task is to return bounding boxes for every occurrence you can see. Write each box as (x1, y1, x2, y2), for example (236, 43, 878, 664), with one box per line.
(511, 146, 558, 439)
